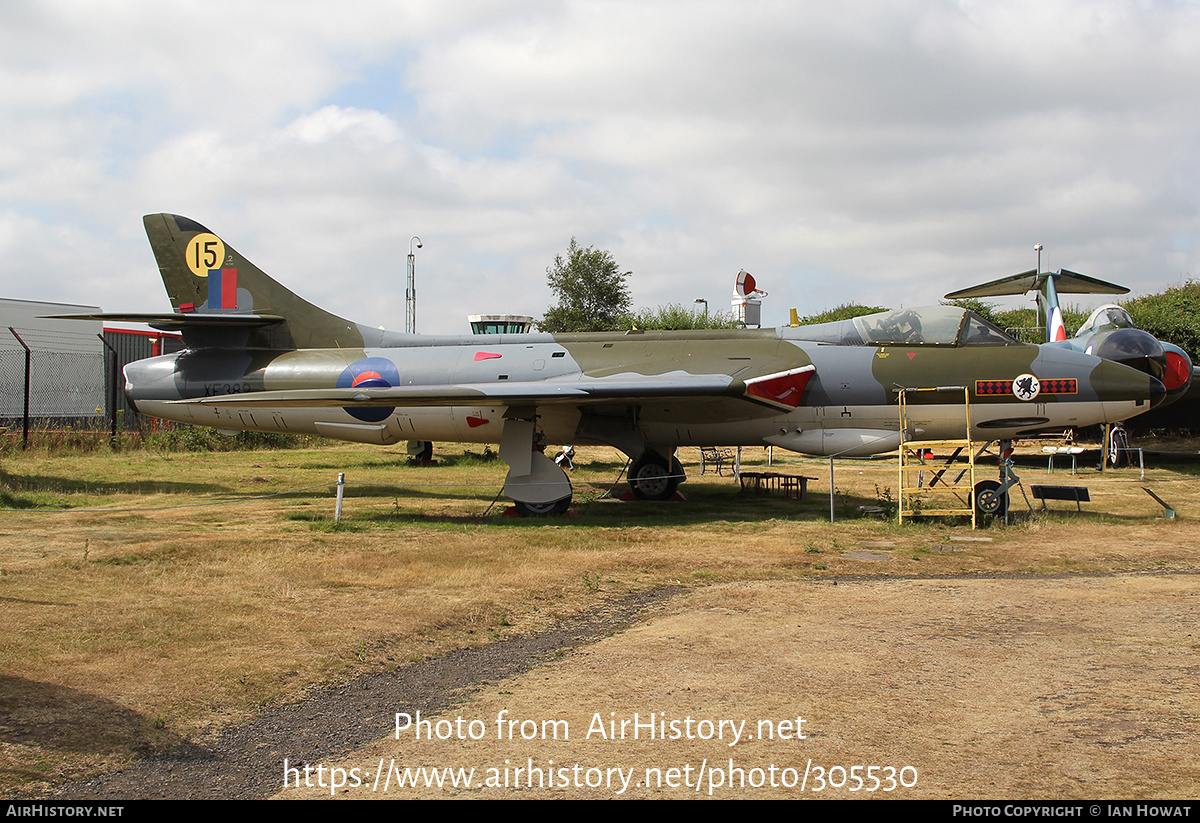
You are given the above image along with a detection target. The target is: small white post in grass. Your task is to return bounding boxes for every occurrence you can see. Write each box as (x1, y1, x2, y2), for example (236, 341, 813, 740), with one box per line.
(829, 457, 835, 523)
(335, 472, 345, 522)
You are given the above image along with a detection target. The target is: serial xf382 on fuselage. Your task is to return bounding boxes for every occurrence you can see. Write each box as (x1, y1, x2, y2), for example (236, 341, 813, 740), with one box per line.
(71, 214, 1172, 516)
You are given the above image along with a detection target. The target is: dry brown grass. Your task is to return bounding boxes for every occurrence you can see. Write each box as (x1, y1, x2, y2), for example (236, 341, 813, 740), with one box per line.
(2, 440, 1197, 796)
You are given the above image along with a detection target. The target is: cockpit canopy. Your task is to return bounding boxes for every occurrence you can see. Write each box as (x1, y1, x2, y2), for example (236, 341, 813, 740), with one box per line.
(788, 306, 1019, 347)
(1075, 304, 1134, 338)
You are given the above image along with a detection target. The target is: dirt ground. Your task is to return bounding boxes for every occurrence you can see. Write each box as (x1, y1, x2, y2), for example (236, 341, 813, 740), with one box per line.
(275, 572, 1199, 799)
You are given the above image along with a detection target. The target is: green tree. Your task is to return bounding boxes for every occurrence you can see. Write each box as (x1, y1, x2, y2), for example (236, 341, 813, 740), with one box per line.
(943, 297, 1002, 323)
(537, 239, 632, 332)
(1123, 280, 1200, 359)
(623, 303, 740, 330)
(792, 303, 889, 325)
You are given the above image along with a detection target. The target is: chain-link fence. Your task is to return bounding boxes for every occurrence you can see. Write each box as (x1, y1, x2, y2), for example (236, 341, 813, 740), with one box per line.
(0, 313, 186, 438)
(0, 347, 105, 420)
(2, 318, 107, 429)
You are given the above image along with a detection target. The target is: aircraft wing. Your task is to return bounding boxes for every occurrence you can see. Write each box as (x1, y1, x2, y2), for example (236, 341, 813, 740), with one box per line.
(168, 366, 816, 412)
(945, 269, 1130, 299)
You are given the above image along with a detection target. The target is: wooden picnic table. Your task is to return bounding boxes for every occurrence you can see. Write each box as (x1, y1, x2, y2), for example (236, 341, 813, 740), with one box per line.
(738, 471, 818, 500)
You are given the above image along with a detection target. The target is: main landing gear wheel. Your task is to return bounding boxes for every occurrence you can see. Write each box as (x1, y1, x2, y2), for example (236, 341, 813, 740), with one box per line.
(974, 479, 1008, 519)
(513, 495, 572, 518)
(628, 451, 682, 501)
(407, 440, 433, 462)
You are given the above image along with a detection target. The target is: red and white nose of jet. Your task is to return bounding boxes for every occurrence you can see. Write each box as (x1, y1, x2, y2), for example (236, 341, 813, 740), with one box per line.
(1089, 328, 1191, 407)
(1160, 343, 1193, 401)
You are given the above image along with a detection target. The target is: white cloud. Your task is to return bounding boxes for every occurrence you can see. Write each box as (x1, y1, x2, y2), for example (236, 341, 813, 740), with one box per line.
(0, 0, 1196, 331)
(283, 106, 404, 146)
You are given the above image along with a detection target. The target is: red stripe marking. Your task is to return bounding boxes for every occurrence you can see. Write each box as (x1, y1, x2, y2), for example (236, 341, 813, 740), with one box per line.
(746, 370, 814, 408)
(221, 268, 238, 309)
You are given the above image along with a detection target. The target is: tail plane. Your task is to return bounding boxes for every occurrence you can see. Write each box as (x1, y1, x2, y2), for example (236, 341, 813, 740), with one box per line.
(945, 268, 1129, 343)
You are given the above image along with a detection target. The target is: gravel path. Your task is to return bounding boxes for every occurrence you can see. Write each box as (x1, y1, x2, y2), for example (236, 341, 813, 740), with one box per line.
(50, 587, 682, 800)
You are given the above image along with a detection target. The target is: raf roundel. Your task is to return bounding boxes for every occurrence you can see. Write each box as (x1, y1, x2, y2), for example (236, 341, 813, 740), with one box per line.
(336, 357, 400, 422)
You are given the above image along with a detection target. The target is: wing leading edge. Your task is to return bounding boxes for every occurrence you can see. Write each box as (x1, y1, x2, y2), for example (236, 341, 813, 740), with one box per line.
(45, 312, 285, 330)
(945, 269, 1129, 299)
(167, 366, 817, 412)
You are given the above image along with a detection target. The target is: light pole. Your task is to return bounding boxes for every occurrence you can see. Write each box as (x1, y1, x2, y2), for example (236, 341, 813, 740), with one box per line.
(694, 298, 708, 319)
(1034, 243, 1043, 273)
(406, 236, 422, 334)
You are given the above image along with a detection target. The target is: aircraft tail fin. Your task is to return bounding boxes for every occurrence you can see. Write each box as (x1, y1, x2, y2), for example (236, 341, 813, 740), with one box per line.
(945, 269, 1129, 344)
(143, 213, 367, 349)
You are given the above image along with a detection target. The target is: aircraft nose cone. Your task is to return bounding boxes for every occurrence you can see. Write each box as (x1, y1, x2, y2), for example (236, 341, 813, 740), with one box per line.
(1150, 374, 1167, 407)
(1093, 328, 1166, 381)
(1092, 356, 1165, 412)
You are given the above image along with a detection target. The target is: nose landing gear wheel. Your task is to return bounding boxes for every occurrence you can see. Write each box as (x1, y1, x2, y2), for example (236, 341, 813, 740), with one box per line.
(1108, 426, 1130, 468)
(974, 479, 1008, 519)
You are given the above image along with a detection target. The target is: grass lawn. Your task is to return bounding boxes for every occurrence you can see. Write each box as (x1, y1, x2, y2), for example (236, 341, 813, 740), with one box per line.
(2, 439, 1197, 796)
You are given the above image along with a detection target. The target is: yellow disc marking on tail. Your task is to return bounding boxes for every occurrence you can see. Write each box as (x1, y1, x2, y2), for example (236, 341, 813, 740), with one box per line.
(185, 233, 226, 278)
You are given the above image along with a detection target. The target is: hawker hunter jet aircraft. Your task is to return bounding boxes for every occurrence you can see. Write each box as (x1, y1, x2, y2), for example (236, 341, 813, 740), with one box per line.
(76, 215, 1175, 516)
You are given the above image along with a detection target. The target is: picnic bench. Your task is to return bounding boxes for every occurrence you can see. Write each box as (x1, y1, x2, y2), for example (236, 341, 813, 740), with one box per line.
(1041, 445, 1086, 474)
(738, 471, 818, 500)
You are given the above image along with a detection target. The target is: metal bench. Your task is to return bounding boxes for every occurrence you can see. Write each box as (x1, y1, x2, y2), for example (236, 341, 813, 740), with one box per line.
(699, 447, 734, 475)
(1029, 484, 1090, 512)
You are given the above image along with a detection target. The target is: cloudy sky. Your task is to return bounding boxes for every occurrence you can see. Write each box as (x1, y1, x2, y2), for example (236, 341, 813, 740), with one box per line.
(2, 0, 1197, 333)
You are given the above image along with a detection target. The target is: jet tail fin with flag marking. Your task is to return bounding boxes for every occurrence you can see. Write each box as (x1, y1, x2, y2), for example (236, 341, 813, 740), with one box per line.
(141, 213, 368, 350)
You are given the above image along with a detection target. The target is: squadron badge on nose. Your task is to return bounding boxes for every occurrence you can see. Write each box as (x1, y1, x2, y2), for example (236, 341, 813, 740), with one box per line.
(1012, 373, 1040, 401)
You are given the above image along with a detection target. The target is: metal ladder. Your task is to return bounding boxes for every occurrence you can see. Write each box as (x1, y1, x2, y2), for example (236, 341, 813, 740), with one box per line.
(897, 386, 977, 528)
